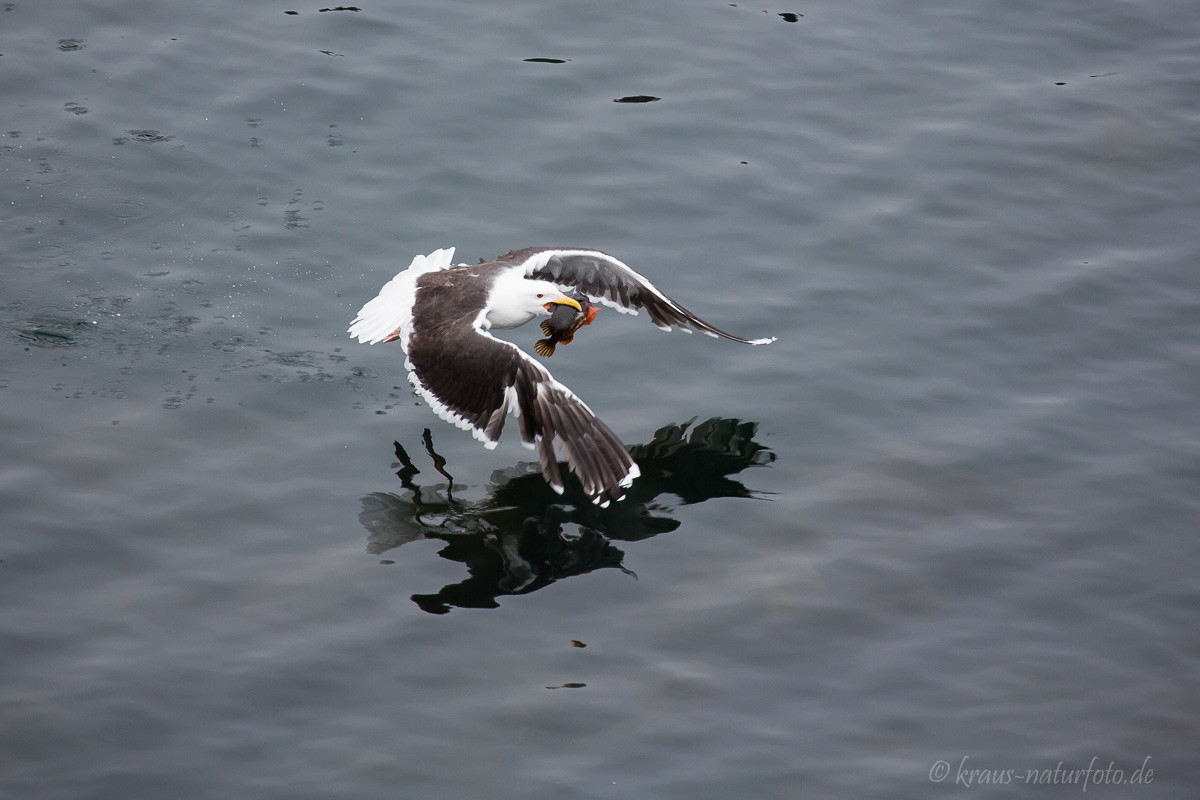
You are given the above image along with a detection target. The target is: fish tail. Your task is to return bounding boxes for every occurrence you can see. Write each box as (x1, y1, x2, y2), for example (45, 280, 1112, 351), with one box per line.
(534, 339, 555, 357)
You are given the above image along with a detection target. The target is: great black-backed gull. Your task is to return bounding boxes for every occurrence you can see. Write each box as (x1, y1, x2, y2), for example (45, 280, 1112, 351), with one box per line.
(348, 246, 775, 506)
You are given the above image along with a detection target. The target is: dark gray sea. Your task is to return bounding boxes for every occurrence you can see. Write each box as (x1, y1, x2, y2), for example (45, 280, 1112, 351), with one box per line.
(2, 1, 1197, 797)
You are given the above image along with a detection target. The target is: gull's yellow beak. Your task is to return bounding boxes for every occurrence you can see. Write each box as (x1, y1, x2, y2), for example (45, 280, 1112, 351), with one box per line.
(543, 291, 582, 312)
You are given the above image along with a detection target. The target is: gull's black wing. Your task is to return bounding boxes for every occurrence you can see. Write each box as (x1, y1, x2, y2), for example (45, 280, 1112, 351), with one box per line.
(496, 247, 776, 345)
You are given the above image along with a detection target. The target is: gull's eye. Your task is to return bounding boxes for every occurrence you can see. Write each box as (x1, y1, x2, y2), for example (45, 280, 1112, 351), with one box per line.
(536, 293, 544, 298)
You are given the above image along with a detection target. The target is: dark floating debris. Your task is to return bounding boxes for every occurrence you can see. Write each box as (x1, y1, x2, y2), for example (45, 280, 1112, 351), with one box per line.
(571, 639, 588, 648)
(1055, 81, 1066, 85)
(778, 12, 801, 22)
(284, 9, 299, 14)
(614, 95, 660, 104)
(524, 57, 568, 64)
(127, 129, 174, 143)
(57, 38, 85, 51)
(546, 683, 587, 690)
(17, 328, 75, 345)
(318, 5, 360, 11)
(320, 50, 345, 57)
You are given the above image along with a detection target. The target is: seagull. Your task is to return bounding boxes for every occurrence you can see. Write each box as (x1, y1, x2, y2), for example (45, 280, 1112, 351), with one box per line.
(348, 246, 775, 506)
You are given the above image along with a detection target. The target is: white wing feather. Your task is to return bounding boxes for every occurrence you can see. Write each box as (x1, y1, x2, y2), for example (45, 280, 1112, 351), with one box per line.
(348, 247, 455, 345)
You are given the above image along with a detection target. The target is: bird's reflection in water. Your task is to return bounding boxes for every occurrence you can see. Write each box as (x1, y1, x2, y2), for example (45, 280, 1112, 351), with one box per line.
(359, 417, 775, 614)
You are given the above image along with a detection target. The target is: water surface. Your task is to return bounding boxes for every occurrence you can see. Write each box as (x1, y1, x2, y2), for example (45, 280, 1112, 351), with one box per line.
(2, 1, 1198, 797)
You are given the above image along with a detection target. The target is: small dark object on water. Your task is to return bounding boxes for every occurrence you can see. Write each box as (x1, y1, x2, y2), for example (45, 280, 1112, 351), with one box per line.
(535, 292, 596, 357)
(18, 328, 75, 345)
(614, 95, 660, 104)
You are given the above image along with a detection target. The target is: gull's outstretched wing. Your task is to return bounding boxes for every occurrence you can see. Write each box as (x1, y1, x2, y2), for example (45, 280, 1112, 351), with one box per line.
(497, 246, 776, 345)
(403, 302, 639, 507)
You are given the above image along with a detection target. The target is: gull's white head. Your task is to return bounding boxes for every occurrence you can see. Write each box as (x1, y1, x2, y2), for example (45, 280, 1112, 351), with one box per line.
(485, 274, 581, 329)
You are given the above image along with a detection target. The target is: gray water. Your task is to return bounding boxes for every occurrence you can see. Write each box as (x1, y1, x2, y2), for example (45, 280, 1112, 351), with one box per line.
(2, 1, 1198, 797)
